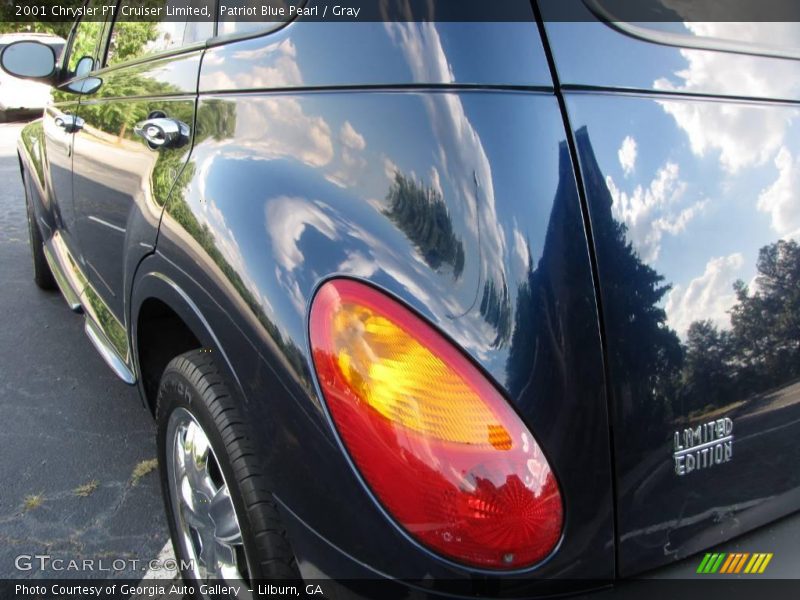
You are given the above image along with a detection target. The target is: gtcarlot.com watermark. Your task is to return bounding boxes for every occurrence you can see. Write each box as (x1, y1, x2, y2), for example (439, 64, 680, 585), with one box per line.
(14, 553, 191, 573)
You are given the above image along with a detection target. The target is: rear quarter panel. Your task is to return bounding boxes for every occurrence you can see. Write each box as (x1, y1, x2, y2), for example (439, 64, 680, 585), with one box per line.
(148, 18, 616, 590)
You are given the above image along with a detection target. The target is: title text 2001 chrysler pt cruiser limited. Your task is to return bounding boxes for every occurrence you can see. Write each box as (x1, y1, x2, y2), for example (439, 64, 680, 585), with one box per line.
(3, 0, 800, 596)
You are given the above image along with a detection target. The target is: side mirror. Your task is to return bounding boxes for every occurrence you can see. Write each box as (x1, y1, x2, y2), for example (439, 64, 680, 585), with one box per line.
(0, 40, 56, 82)
(74, 56, 95, 78)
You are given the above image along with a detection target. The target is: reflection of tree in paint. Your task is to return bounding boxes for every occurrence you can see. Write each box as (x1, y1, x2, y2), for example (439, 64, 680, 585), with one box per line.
(681, 240, 800, 413)
(479, 276, 511, 348)
(383, 172, 465, 278)
(383, 171, 514, 345)
(575, 126, 683, 440)
(571, 125, 800, 427)
(506, 137, 606, 422)
(163, 100, 311, 385)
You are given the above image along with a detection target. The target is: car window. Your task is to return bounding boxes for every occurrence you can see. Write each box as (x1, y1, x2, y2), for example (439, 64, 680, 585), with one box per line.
(65, 15, 108, 77)
(106, 0, 213, 67)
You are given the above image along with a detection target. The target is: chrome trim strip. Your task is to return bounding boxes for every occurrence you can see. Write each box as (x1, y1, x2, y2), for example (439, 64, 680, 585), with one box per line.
(87, 215, 126, 234)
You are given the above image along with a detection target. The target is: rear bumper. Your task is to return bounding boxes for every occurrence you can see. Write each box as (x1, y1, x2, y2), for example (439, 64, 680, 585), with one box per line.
(639, 508, 800, 580)
(277, 502, 800, 599)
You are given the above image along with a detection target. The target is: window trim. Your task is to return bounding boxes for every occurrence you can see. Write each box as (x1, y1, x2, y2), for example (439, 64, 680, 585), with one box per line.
(207, 0, 304, 48)
(101, 0, 215, 71)
(584, 0, 800, 61)
(58, 7, 111, 86)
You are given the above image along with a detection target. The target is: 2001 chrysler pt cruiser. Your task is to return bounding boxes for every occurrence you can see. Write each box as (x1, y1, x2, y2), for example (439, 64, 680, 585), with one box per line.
(3, 0, 800, 597)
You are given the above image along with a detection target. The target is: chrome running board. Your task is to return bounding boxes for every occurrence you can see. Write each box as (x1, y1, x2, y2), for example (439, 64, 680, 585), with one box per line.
(84, 318, 136, 385)
(42, 238, 83, 312)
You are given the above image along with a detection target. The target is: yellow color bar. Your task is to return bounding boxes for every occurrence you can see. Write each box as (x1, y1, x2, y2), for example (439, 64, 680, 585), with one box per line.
(758, 553, 773, 573)
(744, 554, 759, 573)
(751, 554, 767, 573)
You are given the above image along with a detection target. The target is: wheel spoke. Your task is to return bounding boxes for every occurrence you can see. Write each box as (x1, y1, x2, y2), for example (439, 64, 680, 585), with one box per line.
(198, 529, 216, 576)
(209, 485, 242, 545)
(166, 408, 250, 588)
(214, 539, 238, 571)
(182, 422, 216, 496)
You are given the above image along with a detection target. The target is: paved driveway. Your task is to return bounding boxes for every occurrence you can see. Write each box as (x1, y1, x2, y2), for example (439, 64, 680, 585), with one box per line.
(0, 121, 170, 580)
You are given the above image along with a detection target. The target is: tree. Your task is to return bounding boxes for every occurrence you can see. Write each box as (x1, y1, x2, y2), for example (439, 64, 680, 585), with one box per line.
(680, 320, 735, 411)
(729, 239, 800, 389)
(0, 20, 74, 40)
(680, 240, 800, 407)
(0, 0, 81, 40)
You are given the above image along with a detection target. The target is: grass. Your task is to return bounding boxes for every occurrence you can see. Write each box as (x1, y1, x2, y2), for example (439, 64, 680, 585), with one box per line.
(73, 480, 99, 497)
(131, 459, 158, 486)
(23, 494, 44, 511)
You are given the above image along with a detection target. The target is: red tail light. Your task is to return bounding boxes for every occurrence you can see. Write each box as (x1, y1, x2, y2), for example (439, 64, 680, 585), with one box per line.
(309, 279, 563, 569)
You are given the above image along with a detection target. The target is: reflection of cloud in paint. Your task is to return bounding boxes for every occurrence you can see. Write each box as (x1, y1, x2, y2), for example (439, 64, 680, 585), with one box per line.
(233, 99, 334, 168)
(385, 21, 507, 292)
(666, 253, 744, 336)
(606, 162, 706, 262)
(618, 135, 637, 176)
(429, 166, 443, 198)
(654, 23, 800, 172)
(262, 188, 497, 358)
(204, 39, 302, 90)
(265, 196, 338, 272)
(383, 156, 398, 181)
(340, 121, 366, 151)
(512, 225, 530, 275)
(384, 17, 455, 84)
(758, 146, 800, 240)
(328, 121, 368, 188)
(204, 40, 334, 169)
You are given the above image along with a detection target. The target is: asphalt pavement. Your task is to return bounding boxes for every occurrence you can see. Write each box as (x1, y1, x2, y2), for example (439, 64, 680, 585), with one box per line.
(0, 121, 171, 580)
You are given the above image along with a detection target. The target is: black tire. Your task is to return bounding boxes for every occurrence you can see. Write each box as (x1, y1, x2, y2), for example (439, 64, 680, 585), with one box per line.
(156, 349, 299, 591)
(22, 170, 56, 290)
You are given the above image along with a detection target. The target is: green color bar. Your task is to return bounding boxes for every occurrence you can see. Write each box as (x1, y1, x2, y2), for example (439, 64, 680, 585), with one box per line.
(704, 554, 719, 573)
(710, 553, 726, 573)
(697, 554, 713, 574)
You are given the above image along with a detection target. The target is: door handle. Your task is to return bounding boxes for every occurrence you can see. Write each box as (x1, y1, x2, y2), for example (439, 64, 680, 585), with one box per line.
(54, 114, 84, 133)
(134, 117, 190, 149)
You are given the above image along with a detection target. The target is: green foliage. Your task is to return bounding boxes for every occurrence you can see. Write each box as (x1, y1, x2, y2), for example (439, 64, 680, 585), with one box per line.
(106, 21, 160, 66)
(0, 0, 82, 40)
(0, 20, 73, 40)
(68, 20, 103, 70)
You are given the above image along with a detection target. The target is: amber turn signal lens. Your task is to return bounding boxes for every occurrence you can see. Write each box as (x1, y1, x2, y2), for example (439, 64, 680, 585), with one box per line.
(310, 279, 563, 569)
(331, 302, 513, 449)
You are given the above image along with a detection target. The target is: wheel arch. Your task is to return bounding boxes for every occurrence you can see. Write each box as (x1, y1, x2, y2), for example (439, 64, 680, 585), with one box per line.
(130, 260, 245, 416)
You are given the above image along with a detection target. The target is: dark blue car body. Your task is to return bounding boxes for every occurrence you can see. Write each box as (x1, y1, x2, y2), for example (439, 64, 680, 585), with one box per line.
(13, 0, 800, 595)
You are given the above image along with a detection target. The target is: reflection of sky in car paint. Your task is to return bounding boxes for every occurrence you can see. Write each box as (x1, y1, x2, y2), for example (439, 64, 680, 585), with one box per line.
(552, 21, 800, 337)
(194, 87, 565, 378)
(198, 19, 800, 349)
(190, 22, 565, 376)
